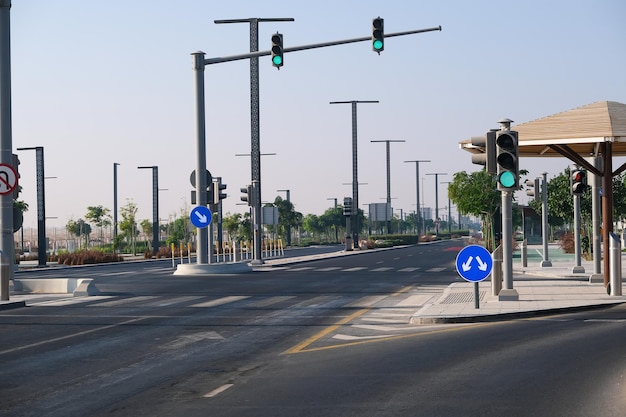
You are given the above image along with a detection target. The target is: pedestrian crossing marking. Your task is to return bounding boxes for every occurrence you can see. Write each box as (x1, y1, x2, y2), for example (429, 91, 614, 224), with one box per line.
(246, 296, 296, 308)
(397, 267, 420, 272)
(343, 267, 368, 272)
(190, 296, 250, 308)
(317, 267, 341, 271)
(288, 267, 315, 271)
(425, 267, 446, 272)
(371, 267, 394, 272)
(89, 296, 159, 307)
(345, 295, 387, 308)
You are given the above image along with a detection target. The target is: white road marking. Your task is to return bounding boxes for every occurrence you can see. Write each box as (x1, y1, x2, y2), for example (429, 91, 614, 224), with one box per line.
(190, 296, 250, 308)
(204, 384, 234, 398)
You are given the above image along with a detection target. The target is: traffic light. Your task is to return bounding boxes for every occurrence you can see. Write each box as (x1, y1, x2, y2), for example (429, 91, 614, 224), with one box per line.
(214, 178, 227, 202)
(191, 187, 214, 205)
(470, 131, 496, 175)
(571, 169, 587, 195)
(372, 17, 384, 53)
(525, 178, 540, 202)
(241, 185, 253, 206)
(343, 197, 353, 216)
(207, 182, 215, 205)
(271, 32, 284, 69)
(495, 130, 519, 191)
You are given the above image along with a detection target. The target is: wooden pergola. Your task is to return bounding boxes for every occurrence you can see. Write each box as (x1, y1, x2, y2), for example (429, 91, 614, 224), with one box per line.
(461, 101, 626, 286)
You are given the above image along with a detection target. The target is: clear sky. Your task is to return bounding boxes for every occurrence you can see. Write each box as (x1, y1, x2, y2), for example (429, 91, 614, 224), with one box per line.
(8, 0, 626, 231)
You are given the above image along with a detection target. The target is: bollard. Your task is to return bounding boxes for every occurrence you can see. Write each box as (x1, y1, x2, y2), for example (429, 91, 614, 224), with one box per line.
(491, 245, 502, 297)
(609, 232, 622, 296)
(521, 239, 527, 268)
(345, 236, 353, 252)
(0, 250, 9, 301)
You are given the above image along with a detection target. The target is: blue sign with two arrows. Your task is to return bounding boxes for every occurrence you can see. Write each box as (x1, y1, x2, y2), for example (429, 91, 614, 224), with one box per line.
(455, 245, 493, 282)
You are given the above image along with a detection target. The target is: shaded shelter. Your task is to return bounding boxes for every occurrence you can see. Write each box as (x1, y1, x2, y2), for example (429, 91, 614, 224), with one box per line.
(461, 101, 626, 286)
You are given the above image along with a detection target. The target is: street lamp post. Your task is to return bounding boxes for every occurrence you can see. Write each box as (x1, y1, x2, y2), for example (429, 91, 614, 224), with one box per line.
(17, 146, 47, 267)
(404, 160, 430, 240)
(113, 162, 120, 246)
(327, 197, 338, 242)
(371, 139, 405, 234)
(330, 100, 379, 248)
(442, 181, 452, 234)
(137, 166, 159, 255)
(214, 18, 294, 265)
(426, 172, 447, 236)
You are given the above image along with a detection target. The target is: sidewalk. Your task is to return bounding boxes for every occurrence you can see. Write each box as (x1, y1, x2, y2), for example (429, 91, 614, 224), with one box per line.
(411, 247, 626, 323)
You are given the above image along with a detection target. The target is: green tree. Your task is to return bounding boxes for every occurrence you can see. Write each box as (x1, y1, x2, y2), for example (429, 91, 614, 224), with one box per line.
(66, 218, 92, 249)
(140, 218, 154, 251)
(302, 214, 325, 241)
(448, 169, 500, 251)
(166, 215, 193, 247)
(320, 206, 344, 242)
(272, 196, 303, 245)
(530, 168, 626, 238)
(119, 200, 139, 254)
(85, 205, 111, 247)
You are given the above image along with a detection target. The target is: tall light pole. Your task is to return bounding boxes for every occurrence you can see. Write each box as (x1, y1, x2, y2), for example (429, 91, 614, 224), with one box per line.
(113, 162, 120, 246)
(277, 189, 291, 246)
(137, 166, 159, 255)
(441, 181, 452, 234)
(426, 172, 447, 236)
(330, 100, 379, 248)
(404, 160, 430, 240)
(16, 147, 46, 267)
(214, 18, 294, 265)
(327, 197, 338, 242)
(371, 139, 405, 234)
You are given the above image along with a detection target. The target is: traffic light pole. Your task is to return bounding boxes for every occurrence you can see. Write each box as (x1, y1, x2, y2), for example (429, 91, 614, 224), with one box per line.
(192, 24, 441, 264)
(540, 172, 552, 268)
(572, 191, 584, 273)
(496, 120, 519, 301)
(499, 190, 516, 297)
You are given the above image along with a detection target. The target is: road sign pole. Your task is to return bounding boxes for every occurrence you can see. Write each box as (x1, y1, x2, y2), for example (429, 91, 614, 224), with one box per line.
(0, 1, 14, 297)
(474, 282, 480, 309)
(192, 51, 209, 264)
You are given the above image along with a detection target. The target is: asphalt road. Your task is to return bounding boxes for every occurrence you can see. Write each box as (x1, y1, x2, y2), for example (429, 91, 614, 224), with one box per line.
(2, 241, 624, 416)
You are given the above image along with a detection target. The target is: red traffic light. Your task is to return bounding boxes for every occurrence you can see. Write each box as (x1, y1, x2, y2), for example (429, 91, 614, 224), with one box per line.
(571, 170, 587, 194)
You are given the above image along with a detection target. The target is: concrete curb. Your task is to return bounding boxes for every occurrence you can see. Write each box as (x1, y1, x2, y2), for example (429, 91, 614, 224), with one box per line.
(411, 301, 625, 324)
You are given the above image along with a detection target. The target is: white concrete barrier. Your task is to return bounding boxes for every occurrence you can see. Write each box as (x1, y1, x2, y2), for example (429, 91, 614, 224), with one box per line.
(12, 278, 99, 296)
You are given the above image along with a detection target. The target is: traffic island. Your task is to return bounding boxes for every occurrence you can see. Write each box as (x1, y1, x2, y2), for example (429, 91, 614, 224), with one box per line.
(174, 262, 252, 276)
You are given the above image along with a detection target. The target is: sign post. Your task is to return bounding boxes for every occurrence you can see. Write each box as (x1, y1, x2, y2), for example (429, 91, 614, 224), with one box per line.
(455, 245, 493, 309)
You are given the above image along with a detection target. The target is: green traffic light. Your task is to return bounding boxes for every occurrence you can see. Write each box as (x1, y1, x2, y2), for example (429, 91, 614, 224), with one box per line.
(272, 55, 283, 66)
(498, 171, 516, 188)
(373, 39, 383, 50)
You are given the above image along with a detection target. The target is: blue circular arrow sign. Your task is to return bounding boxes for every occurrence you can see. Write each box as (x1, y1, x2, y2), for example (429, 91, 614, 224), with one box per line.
(190, 206, 212, 229)
(455, 245, 493, 282)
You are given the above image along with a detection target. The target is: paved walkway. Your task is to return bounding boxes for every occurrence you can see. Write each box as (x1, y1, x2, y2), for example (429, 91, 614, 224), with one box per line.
(412, 248, 626, 323)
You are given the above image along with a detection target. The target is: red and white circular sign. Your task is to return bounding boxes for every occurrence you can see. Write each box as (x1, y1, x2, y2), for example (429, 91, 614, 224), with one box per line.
(0, 163, 18, 196)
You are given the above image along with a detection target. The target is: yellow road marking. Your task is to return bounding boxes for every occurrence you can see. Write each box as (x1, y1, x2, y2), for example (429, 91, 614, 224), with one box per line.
(284, 308, 371, 354)
(283, 285, 415, 354)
